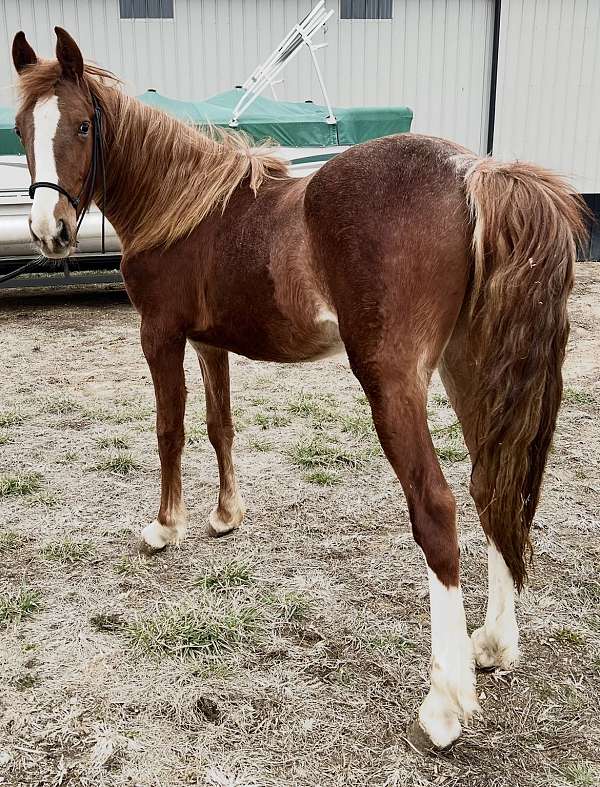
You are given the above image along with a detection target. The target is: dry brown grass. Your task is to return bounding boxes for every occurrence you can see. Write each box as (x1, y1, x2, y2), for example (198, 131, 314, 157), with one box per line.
(0, 267, 599, 786)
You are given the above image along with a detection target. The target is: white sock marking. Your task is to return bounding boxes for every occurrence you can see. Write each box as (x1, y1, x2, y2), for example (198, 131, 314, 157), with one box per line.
(141, 518, 187, 549)
(418, 568, 478, 748)
(31, 95, 61, 242)
(472, 543, 519, 669)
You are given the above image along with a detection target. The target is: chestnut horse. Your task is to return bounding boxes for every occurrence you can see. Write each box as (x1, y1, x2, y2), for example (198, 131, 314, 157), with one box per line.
(12, 28, 586, 750)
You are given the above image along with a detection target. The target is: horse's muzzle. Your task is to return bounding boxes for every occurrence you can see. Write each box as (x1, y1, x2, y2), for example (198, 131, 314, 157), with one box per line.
(29, 218, 74, 258)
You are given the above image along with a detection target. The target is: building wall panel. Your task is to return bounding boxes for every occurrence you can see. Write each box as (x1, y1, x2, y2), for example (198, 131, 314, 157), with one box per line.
(494, 0, 600, 192)
(0, 0, 494, 155)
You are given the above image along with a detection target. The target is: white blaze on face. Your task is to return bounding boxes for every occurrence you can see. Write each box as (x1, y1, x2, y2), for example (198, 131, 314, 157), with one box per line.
(31, 95, 61, 242)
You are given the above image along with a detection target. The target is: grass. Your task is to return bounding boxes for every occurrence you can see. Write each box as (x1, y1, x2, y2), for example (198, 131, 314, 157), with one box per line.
(97, 436, 130, 450)
(431, 420, 463, 439)
(0, 410, 23, 428)
(253, 412, 291, 430)
(90, 612, 128, 633)
(84, 401, 153, 425)
(195, 561, 254, 592)
(303, 469, 340, 486)
(0, 432, 12, 446)
(553, 761, 599, 787)
(114, 555, 150, 577)
(431, 393, 449, 406)
(57, 450, 79, 465)
(40, 539, 95, 564)
(0, 472, 42, 497)
(187, 423, 208, 445)
(286, 392, 338, 425)
(575, 579, 600, 602)
(362, 632, 415, 656)
(127, 598, 261, 658)
(553, 627, 585, 648)
(28, 490, 61, 508)
(340, 411, 375, 438)
(112, 403, 153, 424)
(231, 406, 249, 430)
(436, 444, 468, 462)
(43, 395, 82, 415)
(0, 531, 25, 552)
(95, 452, 141, 475)
(288, 435, 375, 470)
(0, 587, 42, 625)
(248, 395, 271, 407)
(14, 674, 38, 690)
(562, 387, 598, 408)
(248, 436, 273, 452)
(266, 591, 313, 623)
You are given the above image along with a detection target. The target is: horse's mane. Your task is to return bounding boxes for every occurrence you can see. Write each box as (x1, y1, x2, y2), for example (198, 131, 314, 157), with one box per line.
(18, 60, 289, 255)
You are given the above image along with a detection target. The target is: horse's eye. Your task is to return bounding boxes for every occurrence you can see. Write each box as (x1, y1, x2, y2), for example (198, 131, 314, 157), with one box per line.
(79, 121, 90, 136)
(14, 126, 21, 138)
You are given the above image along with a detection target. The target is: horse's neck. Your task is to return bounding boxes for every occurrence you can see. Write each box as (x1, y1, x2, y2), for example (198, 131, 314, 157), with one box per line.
(95, 94, 222, 255)
(94, 95, 141, 248)
(94, 90, 283, 257)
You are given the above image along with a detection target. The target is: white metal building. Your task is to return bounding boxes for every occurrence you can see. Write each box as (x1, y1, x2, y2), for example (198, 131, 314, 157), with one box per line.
(0, 0, 598, 195)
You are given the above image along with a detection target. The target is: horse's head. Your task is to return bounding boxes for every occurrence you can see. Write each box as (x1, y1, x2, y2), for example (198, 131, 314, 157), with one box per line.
(12, 28, 96, 258)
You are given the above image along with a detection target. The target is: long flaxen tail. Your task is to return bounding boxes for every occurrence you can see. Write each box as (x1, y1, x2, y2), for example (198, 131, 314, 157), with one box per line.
(462, 158, 588, 591)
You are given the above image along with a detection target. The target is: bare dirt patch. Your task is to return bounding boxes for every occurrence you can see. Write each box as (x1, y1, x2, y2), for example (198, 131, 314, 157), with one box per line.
(0, 266, 598, 787)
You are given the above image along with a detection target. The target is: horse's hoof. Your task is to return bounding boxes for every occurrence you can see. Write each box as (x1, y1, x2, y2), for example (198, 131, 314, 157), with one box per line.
(407, 719, 457, 755)
(139, 520, 187, 553)
(407, 720, 437, 754)
(137, 539, 166, 557)
(471, 625, 520, 671)
(207, 504, 244, 538)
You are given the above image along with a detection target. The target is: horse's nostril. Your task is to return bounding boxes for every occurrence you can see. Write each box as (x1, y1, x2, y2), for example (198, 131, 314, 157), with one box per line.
(57, 220, 70, 246)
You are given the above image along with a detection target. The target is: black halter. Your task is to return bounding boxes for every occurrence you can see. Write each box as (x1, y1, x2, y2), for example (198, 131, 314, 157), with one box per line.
(0, 93, 107, 285)
(28, 92, 106, 254)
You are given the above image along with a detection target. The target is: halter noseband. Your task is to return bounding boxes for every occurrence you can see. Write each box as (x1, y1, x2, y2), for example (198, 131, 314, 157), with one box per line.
(27, 92, 106, 253)
(28, 181, 80, 209)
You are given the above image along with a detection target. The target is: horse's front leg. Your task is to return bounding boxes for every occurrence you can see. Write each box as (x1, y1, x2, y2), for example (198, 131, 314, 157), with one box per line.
(139, 323, 188, 552)
(192, 342, 245, 536)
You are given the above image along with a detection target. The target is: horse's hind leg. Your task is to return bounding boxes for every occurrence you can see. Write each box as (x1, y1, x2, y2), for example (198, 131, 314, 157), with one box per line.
(348, 350, 479, 749)
(192, 342, 245, 536)
(139, 322, 188, 551)
(440, 324, 519, 671)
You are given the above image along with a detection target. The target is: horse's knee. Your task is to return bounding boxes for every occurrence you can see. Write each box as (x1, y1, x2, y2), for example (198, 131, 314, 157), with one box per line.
(409, 484, 459, 586)
(157, 426, 185, 458)
(206, 417, 234, 451)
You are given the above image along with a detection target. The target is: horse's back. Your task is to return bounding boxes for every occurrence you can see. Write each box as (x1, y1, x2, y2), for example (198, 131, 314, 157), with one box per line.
(304, 133, 472, 253)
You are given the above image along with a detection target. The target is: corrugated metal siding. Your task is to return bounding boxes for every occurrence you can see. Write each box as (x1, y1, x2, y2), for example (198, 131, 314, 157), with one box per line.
(0, 0, 494, 154)
(494, 0, 600, 192)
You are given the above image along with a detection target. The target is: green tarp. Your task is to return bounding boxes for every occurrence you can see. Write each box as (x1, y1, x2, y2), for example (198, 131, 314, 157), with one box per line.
(138, 88, 413, 147)
(0, 88, 412, 155)
(0, 106, 22, 155)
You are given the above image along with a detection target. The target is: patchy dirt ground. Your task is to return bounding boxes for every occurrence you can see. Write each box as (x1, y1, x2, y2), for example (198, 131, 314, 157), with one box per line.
(0, 264, 598, 787)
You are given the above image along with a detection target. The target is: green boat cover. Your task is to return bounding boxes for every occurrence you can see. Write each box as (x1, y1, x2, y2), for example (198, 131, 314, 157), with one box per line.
(0, 105, 21, 155)
(0, 88, 412, 155)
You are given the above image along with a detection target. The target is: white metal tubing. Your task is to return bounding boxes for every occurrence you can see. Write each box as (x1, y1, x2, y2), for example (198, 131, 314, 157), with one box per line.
(242, 5, 328, 93)
(231, 2, 334, 127)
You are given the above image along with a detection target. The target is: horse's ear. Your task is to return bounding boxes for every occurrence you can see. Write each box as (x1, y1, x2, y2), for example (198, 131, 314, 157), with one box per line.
(12, 31, 37, 74)
(55, 27, 83, 81)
